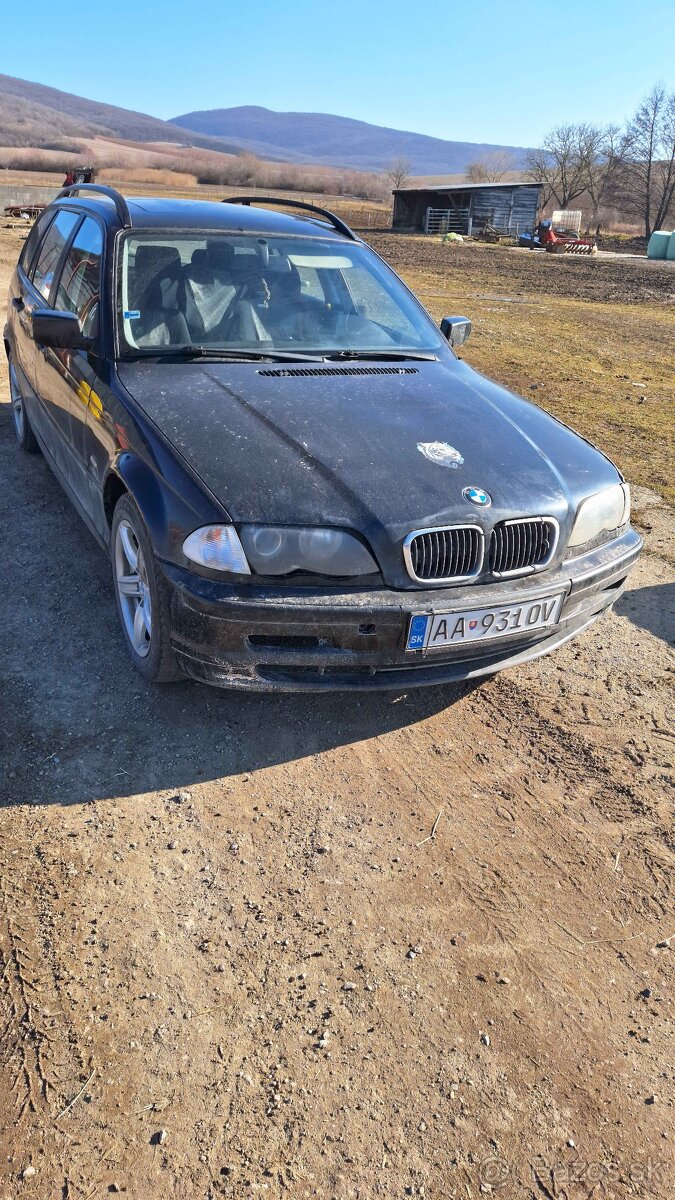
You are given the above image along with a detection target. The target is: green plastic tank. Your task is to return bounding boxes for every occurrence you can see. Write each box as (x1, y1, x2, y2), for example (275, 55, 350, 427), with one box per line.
(667, 231, 675, 260)
(647, 230, 671, 259)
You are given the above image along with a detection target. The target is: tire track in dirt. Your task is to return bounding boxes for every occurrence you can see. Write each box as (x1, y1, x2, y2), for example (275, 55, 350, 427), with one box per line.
(0, 819, 92, 1192)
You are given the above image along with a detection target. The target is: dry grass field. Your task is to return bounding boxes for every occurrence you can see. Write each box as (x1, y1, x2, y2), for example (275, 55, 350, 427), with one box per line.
(367, 236, 674, 508)
(0, 212, 673, 1200)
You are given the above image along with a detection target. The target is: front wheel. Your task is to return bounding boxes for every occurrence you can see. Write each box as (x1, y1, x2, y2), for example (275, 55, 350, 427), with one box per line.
(8, 355, 39, 452)
(111, 494, 183, 684)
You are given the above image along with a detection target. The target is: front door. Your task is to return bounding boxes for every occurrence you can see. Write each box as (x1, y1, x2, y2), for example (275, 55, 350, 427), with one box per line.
(33, 215, 104, 512)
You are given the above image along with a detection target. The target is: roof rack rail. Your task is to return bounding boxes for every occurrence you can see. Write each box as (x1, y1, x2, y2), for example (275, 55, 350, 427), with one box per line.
(222, 195, 357, 241)
(56, 184, 131, 228)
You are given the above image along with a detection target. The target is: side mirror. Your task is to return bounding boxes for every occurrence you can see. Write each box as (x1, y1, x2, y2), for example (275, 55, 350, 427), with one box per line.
(30, 309, 90, 349)
(440, 316, 471, 348)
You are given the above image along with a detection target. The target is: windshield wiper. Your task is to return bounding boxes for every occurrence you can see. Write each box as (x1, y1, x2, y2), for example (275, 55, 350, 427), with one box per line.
(179, 346, 326, 363)
(320, 349, 439, 362)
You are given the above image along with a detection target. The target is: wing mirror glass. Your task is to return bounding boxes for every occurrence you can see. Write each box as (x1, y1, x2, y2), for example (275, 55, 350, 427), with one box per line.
(30, 309, 90, 349)
(440, 316, 471, 348)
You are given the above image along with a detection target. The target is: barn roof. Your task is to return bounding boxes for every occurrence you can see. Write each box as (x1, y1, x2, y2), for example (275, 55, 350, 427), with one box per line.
(393, 180, 540, 193)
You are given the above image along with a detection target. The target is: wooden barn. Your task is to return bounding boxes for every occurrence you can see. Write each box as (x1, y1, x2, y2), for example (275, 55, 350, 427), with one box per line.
(392, 181, 542, 236)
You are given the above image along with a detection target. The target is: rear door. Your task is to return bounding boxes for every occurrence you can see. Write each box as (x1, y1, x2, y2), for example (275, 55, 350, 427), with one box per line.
(6, 209, 58, 418)
(23, 209, 81, 464)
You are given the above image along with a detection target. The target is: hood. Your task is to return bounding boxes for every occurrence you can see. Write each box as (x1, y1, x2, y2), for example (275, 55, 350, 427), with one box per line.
(118, 357, 620, 577)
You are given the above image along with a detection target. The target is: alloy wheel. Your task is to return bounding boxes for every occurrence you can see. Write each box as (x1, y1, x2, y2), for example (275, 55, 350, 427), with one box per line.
(8, 360, 25, 440)
(114, 519, 152, 658)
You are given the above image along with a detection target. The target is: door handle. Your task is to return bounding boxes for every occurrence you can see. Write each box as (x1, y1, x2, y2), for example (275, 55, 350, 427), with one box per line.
(11, 296, 25, 311)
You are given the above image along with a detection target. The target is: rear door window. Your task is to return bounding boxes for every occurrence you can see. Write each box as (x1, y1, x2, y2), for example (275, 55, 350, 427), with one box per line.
(54, 217, 104, 337)
(30, 210, 80, 302)
(19, 210, 56, 277)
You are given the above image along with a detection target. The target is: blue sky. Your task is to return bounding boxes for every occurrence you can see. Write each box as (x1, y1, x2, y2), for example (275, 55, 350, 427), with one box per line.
(3, 0, 674, 146)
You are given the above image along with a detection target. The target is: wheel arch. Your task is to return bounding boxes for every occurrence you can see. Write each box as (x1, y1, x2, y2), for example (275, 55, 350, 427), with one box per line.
(104, 453, 166, 546)
(103, 470, 128, 529)
(104, 451, 217, 563)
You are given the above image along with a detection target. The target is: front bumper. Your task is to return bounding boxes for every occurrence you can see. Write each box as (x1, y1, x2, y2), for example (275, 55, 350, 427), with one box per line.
(163, 528, 642, 691)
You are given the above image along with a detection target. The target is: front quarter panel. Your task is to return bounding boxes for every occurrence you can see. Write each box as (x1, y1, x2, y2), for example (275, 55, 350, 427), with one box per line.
(86, 360, 230, 559)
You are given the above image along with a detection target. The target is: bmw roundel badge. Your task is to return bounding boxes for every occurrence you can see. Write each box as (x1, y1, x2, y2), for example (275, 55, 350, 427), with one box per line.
(463, 486, 491, 507)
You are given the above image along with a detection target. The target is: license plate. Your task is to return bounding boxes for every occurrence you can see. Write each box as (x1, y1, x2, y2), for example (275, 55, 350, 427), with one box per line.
(406, 593, 565, 651)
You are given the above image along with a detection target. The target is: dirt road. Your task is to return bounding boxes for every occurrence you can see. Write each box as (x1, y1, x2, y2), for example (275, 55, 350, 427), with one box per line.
(0, 223, 673, 1199)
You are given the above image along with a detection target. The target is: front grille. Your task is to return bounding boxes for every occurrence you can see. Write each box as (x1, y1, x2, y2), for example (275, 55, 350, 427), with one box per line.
(257, 366, 419, 378)
(489, 517, 558, 576)
(404, 526, 483, 582)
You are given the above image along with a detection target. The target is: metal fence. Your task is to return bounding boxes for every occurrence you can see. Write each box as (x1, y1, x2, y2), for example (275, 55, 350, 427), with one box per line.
(424, 207, 470, 234)
(424, 206, 527, 237)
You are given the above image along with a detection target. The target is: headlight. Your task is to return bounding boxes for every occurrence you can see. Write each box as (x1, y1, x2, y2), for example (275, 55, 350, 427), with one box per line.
(240, 525, 378, 576)
(183, 525, 251, 573)
(568, 483, 630, 549)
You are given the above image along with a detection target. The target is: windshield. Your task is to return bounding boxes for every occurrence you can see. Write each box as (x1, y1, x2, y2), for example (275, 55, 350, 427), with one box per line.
(117, 231, 444, 357)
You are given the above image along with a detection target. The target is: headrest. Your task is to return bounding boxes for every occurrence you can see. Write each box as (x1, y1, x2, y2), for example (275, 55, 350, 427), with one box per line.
(133, 245, 181, 277)
(190, 248, 210, 270)
(269, 268, 301, 297)
(206, 240, 236, 271)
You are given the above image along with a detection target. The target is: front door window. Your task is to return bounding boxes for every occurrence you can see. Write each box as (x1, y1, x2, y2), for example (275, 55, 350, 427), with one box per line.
(30, 210, 79, 302)
(54, 217, 103, 337)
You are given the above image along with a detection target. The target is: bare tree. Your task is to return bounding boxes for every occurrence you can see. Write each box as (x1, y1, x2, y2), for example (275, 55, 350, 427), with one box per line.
(526, 124, 592, 208)
(465, 150, 515, 183)
(526, 121, 626, 232)
(235, 152, 261, 188)
(576, 124, 622, 234)
(386, 157, 412, 190)
(616, 84, 675, 236)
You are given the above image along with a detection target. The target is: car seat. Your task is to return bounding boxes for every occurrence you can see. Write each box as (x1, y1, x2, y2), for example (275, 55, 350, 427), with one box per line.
(265, 261, 332, 343)
(213, 256, 274, 344)
(132, 246, 189, 347)
(182, 242, 237, 339)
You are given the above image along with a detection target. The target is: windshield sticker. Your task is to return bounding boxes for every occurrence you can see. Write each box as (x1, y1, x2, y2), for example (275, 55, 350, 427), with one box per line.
(417, 442, 464, 468)
(123, 310, 141, 320)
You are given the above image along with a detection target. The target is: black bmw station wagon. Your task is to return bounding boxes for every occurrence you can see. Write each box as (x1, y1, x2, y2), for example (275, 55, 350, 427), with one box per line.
(4, 185, 641, 690)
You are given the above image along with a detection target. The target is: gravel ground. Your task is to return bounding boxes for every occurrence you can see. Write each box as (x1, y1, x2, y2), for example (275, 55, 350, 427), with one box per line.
(0, 221, 673, 1200)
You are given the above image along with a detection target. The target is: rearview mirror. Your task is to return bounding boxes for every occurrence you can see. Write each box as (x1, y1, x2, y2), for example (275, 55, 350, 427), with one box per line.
(440, 316, 471, 348)
(31, 309, 89, 349)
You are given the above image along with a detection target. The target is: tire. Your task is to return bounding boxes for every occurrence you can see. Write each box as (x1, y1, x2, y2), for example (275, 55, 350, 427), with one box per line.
(111, 494, 183, 684)
(8, 355, 39, 453)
